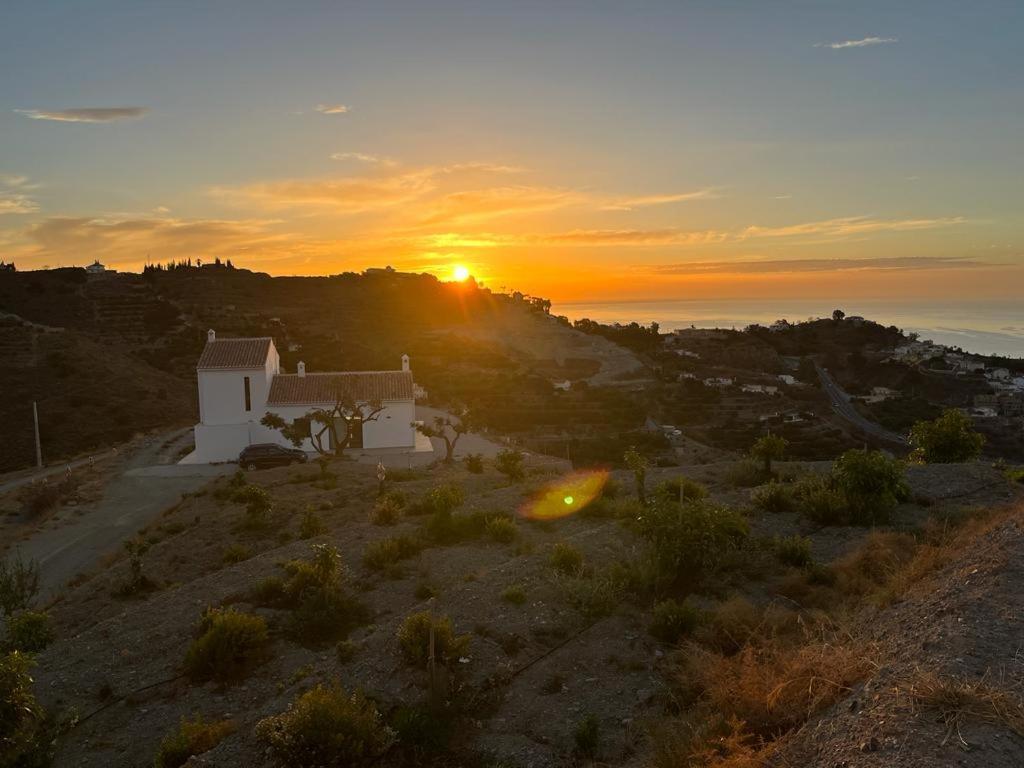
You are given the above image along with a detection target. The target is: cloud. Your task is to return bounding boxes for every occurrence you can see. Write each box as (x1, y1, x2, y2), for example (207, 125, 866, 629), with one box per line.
(0, 174, 39, 214)
(415, 185, 578, 227)
(815, 36, 898, 50)
(14, 107, 148, 123)
(421, 228, 729, 248)
(600, 189, 718, 212)
(739, 215, 966, 240)
(652, 256, 987, 276)
(315, 104, 350, 115)
(330, 152, 398, 167)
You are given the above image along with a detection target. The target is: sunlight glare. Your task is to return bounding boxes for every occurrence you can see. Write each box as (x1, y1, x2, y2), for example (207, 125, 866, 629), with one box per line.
(452, 264, 470, 282)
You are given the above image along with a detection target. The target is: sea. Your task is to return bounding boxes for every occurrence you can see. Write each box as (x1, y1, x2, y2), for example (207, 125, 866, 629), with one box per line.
(553, 299, 1024, 359)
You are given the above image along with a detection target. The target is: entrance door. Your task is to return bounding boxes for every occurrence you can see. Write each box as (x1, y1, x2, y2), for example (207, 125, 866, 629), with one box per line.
(340, 416, 363, 450)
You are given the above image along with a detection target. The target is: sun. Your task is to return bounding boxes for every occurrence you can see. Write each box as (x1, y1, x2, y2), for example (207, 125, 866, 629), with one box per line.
(452, 264, 470, 282)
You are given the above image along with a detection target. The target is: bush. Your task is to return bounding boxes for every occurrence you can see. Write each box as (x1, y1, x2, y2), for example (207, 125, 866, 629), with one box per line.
(792, 474, 847, 525)
(501, 584, 527, 605)
(183, 608, 269, 683)
(909, 408, 985, 463)
(649, 598, 701, 644)
(635, 499, 748, 585)
(750, 481, 794, 513)
(724, 459, 769, 488)
(282, 544, 367, 642)
(549, 543, 584, 575)
(495, 449, 525, 481)
(370, 496, 403, 526)
(408, 484, 464, 516)
(233, 485, 273, 529)
(655, 477, 708, 503)
(391, 704, 454, 756)
(397, 611, 470, 668)
(831, 449, 907, 525)
(363, 535, 422, 572)
(695, 596, 799, 654)
(336, 639, 359, 663)
(562, 573, 621, 619)
(222, 544, 252, 564)
(154, 716, 236, 768)
(485, 516, 518, 543)
(463, 453, 484, 473)
(299, 509, 326, 539)
(0, 555, 40, 617)
(1, 651, 50, 767)
(255, 684, 393, 767)
(17, 474, 77, 518)
(772, 535, 813, 568)
(4, 611, 54, 654)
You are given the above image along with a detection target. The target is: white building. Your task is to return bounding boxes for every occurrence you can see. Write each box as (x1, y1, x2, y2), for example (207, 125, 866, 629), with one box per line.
(184, 330, 430, 464)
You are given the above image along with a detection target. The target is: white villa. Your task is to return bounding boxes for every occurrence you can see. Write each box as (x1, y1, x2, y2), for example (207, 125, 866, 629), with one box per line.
(183, 330, 431, 464)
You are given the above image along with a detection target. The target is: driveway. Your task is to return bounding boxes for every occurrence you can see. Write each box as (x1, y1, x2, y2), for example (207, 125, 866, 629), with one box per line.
(415, 406, 511, 460)
(5, 428, 232, 596)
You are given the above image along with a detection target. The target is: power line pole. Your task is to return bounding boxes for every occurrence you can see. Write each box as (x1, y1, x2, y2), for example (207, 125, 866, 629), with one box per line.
(33, 401, 43, 468)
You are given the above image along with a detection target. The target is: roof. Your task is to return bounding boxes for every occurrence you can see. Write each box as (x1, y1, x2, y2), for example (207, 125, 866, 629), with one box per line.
(197, 337, 273, 370)
(267, 371, 414, 406)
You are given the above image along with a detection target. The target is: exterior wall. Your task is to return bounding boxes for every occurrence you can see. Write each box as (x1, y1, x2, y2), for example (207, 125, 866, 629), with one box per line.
(198, 368, 271, 425)
(363, 400, 416, 449)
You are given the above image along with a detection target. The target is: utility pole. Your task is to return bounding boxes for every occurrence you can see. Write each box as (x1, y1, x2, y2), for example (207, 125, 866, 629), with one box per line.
(33, 400, 43, 468)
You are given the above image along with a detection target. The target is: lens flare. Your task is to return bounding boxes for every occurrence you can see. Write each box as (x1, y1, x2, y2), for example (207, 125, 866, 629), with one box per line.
(520, 470, 608, 520)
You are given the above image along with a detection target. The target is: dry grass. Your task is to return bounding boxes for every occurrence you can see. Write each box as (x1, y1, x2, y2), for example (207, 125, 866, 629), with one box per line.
(911, 672, 1024, 747)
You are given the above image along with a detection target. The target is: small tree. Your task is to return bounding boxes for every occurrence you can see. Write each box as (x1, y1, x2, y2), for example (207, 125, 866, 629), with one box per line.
(751, 433, 787, 477)
(909, 408, 985, 463)
(413, 410, 472, 464)
(0, 555, 40, 617)
(262, 387, 385, 456)
(624, 447, 648, 504)
(832, 449, 907, 525)
(495, 449, 525, 481)
(832, 309, 845, 321)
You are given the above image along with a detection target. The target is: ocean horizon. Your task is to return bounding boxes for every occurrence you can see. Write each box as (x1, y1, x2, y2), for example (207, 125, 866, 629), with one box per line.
(554, 299, 1024, 360)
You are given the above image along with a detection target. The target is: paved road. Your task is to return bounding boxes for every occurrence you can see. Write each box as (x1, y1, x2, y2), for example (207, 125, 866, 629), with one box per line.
(5, 428, 231, 596)
(815, 363, 908, 446)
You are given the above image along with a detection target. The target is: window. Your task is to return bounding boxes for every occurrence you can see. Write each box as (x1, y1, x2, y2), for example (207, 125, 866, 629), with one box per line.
(243, 376, 251, 412)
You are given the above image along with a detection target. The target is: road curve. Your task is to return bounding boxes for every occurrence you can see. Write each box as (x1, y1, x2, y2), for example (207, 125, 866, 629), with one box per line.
(815, 362, 909, 446)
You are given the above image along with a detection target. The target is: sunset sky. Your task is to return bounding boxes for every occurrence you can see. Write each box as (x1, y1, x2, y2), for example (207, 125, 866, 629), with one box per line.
(2, 1, 1022, 302)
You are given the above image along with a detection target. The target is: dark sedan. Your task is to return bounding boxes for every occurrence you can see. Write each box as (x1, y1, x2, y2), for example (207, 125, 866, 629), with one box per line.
(238, 443, 308, 470)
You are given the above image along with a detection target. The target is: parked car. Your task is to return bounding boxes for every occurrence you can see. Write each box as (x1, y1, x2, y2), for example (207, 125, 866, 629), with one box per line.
(238, 443, 308, 470)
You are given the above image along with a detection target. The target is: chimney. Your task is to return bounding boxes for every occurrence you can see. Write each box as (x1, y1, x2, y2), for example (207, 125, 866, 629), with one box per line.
(297, 361, 306, 377)
(401, 354, 410, 372)
(207, 329, 216, 342)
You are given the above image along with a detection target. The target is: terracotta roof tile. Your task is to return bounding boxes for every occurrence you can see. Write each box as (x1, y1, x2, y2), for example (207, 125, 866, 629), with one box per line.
(267, 371, 413, 406)
(197, 337, 272, 370)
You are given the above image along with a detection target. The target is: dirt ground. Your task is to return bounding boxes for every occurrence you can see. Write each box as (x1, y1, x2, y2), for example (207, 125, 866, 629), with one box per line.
(25, 455, 1024, 768)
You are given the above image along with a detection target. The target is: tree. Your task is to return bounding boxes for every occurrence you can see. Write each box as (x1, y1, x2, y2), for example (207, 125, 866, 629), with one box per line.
(261, 389, 385, 456)
(624, 447, 649, 504)
(751, 433, 788, 476)
(832, 309, 845, 321)
(909, 408, 985, 463)
(413, 410, 472, 464)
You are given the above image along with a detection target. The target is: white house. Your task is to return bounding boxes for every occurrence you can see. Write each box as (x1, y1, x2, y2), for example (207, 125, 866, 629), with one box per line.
(184, 330, 430, 464)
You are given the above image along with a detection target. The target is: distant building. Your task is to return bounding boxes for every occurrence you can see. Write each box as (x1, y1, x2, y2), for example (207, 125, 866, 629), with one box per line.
(85, 260, 114, 275)
(703, 377, 734, 388)
(777, 374, 798, 386)
(741, 384, 778, 395)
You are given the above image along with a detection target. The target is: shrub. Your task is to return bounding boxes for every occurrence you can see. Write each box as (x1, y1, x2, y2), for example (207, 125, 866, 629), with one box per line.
(16, 474, 77, 518)
(485, 516, 518, 543)
(624, 447, 649, 502)
(255, 684, 393, 767)
(655, 477, 708, 503)
(4, 611, 54, 653)
(251, 576, 286, 606)
(573, 713, 601, 759)
(222, 544, 252, 564)
(233, 485, 273, 529)
(549, 543, 584, 575)
(695, 596, 798, 654)
(724, 459, 768, 488)
(391, 704, 454, 756)
(909, 408, 985, 463)
(562, 573, 621, 619)
(119, 536, 156, 595)
(750, 433, 787, 476)
(649, 598, 700, 644)
(154, 716, 236, 768)
(408, 484, 464, 516)
(0, 555, 40, 617)
(397, 611, 470, 668)
(750, 481, 794, 513)
(792, 474, 848, 525)
(363, 535, 422, 572)
(370, 497, 402, 526)
(183, 608, 269, 683)
(635, 499, 748, 585)
(282, 544, 367, 642)
(299, 509, 326, 539)
(1, 651, 50, 767)
(831, 449, 908, 525)
(501, 584, 527, 605)
(463, 453, 484, 473)
(336, 639, 359, 663)
(414, 583, 437, 600)
(495, 449, 525, 481)
(773, 535, 813, 568)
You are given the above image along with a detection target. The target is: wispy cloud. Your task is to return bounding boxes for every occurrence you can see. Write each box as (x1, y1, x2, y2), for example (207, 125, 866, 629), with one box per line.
(0, 173, 40, 214)
(14, 107, 148, 123)
(314, 104, 350, 115)
(653, 256, 985, 275)
(600, 189, 718, 212)
(740, 215, 966, 240)
(330, 152, 398, 167)
(815, 36, 898, 50)
(421, 228, 729, 248)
